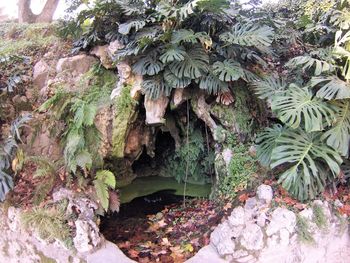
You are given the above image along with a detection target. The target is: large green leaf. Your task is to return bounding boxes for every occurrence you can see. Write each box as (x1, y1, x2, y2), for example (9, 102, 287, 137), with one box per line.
(252, 76, 287, 100)
(163, 70, 191, 89)
(322, 100, 350, 156)
(199, 73, 228, 94)
(132, 53, 164, 76)
(256, 124, 285, 167)
(169, 46, 209, 79)
(171, 29, 212, 47)
(159, 46, 187, 63)
(271, 84, 335, 132)
(212, 59, 244, 82)
(219, 23, 274, 47)
(311, 76, 350, 100)
(118, 20, 146, 35)
(271, 129, 342, 200)
(142, 75, 172, 99)
(286, 55, 335, 75)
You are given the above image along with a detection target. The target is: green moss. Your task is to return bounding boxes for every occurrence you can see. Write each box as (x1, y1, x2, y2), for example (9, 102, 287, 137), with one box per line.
(296, 215, 314, 244)
(112, 85, 137, 158)
(118, 176, 212, 203)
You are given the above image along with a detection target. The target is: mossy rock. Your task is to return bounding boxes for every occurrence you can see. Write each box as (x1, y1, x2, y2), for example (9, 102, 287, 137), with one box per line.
(118, 176, 212, 203)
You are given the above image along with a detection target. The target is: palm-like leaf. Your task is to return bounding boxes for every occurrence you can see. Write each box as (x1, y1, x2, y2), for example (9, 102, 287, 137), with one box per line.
(199, 73, 228, 94)
(212, 59, 244, 82)
(169, 46, 209, 79)
(256, 124, 285, 167)
(271, 84, 335, 132)
(159, 46, 186, 63)
(252, 76, 287, 99)
(285, 55, 335, 76)
(322, 100, 350, 157)
(271, 129, 342, 200)
(219, 23, 274, 47)
(311, 76, 350, 100)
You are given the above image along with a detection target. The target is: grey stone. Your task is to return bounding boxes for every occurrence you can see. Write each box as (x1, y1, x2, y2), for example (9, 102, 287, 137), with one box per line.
(257, 184, 273, 204)
(266, 207, 296, 236)
(241, 224, 264, 251)
(256, 212, 267, 227)
(279, 228, 290, 246)
(73, 219, 101, 253)
(222, 148, 233, 167)
(90, 44, 114, 69)
(228, 206, 245, 226)
(87, 241, 135, 263)
(56, 54, 97, 76)
(210, 221, 236, 256)
(245, 197, 257, 210)
(33, 59, 49, 90)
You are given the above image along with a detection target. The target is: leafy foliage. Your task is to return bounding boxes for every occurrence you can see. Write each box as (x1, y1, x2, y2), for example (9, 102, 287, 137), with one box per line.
(0, 114, 31, 201)
(93, 170, 116, 211)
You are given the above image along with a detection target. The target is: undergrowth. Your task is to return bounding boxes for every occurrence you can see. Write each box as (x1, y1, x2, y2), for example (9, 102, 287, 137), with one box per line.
(296, 215, 314, 244)
(21, 201, 72, 247)
(312, 204, 328, 230)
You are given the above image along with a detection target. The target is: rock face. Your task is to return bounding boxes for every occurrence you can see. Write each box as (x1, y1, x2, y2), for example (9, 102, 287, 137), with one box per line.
(33, 59, 49, 90)
(56, 54, 97, 76)
(207, 184, 350, 263)
(144, 95, 169, 125)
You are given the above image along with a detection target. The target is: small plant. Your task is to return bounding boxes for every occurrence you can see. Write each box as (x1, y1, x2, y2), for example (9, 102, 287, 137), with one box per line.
(21, 203, 71, 246)
(93, 170, 116, 212)
(217, 143, 257, 199)
(312, 204, 328, 230)
(296, 215, 314, 244)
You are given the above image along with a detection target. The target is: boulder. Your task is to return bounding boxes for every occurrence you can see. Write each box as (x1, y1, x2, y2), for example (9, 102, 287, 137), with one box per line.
(73, 219, 101, 253)
(56, 54, 97, 76)
(266, 207, 296, 236)
(228, 206, 245, 227)
(241, 224, 264, 250)
(257, 184, 273, 204)
(90, 45, 114, 69)
(33, 59, 49, 90)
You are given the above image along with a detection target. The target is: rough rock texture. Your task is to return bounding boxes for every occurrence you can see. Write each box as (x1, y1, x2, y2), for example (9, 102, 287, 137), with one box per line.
(144, 95, 169, 125)
(208, 184, 350, 263)
(90, 45, 114, 69)
(33, 59, 49, 90)
(56, 54, 97, 76)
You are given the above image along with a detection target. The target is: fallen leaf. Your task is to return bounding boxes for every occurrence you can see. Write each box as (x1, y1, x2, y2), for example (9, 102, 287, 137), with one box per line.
(239, 193, 249, 202)
(128, 249, 139, 258)
(223, 203, 232, 211)
(161, 237, 171, 246)
(183, 243, 194, 252)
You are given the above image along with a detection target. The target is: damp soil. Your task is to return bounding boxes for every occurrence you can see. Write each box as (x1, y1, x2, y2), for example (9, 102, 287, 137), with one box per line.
(100, 191, 232, 263)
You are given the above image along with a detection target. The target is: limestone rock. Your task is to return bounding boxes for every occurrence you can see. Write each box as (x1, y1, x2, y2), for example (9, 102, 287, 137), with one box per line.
(33, 59, 49, 90)
(222, 148, 233, 167)
(228, 206, 245, 227)
(108, 39, 125, 55)
(266, 207, 296, 236)
(241, 224, 264, 250)
(144, 95, 169, 125)
(56, 54, 97, 76)
(73, 219, 101, 253)
(90, 45, 114, 69)
(210, 221, 236, 256)
(257, 184, 273, 204)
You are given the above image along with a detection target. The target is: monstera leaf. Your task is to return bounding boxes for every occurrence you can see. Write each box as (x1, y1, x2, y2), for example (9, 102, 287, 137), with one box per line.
(271, 129, 342, 200)
(199, 73, 228, 94)
(256, 124, 285, 167)
(311, 76, 350, 100)
(212, 59, 244, 82)
(171, 29, 212, 47)
(132, 53, 164, 76)
(142, 75, 172, 99)
(118, 20, 146, 35)
(163, 69, 191, 89)
(285, 55, 335, 76)
(159, 45, 187, 63)
(219, 23, 274, 47)
(252, 76, 287, 100)
(271, 84, 335, 132)
(322, 100, 350, 156)
(93, 170, 116, 211)
(169, 46, 209, 79)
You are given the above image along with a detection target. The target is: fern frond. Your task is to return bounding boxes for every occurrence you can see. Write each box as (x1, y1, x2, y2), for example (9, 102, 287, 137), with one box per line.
(94, 170, 116, 211)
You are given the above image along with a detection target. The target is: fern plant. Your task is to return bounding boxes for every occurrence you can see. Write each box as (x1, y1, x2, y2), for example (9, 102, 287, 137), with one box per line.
(93, 170, 116, 211)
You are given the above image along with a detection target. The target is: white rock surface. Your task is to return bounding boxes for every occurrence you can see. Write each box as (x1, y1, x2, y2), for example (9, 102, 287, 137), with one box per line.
(257, 184, 273, 204)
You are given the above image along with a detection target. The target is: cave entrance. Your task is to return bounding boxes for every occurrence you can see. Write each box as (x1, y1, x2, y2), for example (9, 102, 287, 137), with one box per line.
(131, 130, 176, 177)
